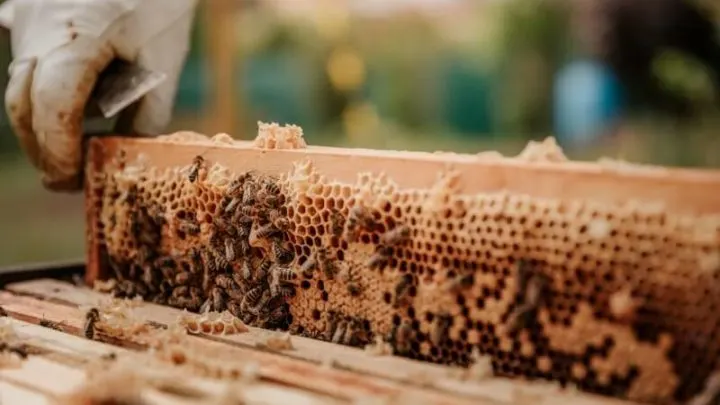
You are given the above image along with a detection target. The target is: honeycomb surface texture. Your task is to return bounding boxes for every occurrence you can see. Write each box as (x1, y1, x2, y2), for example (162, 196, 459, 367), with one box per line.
(88, 140, 720, 405)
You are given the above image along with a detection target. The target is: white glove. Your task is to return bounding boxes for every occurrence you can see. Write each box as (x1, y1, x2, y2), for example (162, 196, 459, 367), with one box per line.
(2, 0, 198, 191)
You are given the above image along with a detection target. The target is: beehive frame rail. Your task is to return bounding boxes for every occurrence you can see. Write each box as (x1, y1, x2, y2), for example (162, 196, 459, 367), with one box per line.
(84, 134, 720, 405)
(0, 278, 633, 405)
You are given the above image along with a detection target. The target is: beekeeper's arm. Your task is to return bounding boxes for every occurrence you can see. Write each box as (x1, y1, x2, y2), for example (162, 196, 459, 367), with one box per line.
(2, 0, 198, 191)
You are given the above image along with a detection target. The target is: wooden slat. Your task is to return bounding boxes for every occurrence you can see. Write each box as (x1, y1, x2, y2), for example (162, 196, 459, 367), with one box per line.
(4, 279, 639, 405)
(2, 318, 344, 405)
(0, 289, 482, 405)
(0, 380, 50, 405)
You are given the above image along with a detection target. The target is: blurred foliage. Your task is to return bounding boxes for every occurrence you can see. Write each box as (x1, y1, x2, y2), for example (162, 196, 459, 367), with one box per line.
(652, 50, 715, 106)
(491, 0, 571, 136)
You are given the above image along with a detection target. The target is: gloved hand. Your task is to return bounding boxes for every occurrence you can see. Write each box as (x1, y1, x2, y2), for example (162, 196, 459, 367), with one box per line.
(2, 0, 198, 191)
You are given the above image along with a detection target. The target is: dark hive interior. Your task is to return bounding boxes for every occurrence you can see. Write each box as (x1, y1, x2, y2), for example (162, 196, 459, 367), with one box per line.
(87, 136, 720, 405)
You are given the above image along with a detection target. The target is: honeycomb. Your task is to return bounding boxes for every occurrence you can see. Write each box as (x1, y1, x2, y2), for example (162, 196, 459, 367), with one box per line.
(87, 127, 720, 405)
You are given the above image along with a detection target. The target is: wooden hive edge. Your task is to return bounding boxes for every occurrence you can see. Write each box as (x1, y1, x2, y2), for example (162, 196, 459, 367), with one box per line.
(84, 134, 720, 287)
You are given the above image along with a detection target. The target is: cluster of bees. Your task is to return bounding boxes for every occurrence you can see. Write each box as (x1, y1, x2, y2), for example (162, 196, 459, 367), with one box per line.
(102, 155, 300, 330)
(99, 154, 554, 363)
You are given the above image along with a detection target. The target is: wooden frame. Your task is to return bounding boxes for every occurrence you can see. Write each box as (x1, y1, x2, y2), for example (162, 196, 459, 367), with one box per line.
(82, 134, 720, 405)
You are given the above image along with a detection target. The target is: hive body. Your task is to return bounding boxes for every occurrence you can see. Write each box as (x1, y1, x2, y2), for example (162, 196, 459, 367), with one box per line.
(85, 132, 720, 405)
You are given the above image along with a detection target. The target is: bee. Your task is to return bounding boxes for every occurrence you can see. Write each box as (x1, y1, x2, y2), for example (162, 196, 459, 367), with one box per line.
(201, 250, 218, 276)
(224, 197, 242, 216)
(188, 155, 205, 183)
(263, 181, 280, 196)
(141, 266, 160, 289)
(100, 352, 117, 361)
(366, 246, 391, 270)
(241, 286, 264, 313)
(322, 312, 338, 341)
(224, 239, 236, 262)
(342, 319, 365, 346)
(505, 263, 549, 335)
(84, 308, 100, 340)
(380, 225, 411, 247)
(316, 247, 336, 279)
(239, 258, 253, 281)
(300, 256, 318, 279)
(125, 184, 138, 206)
(345, 205, 375, 242)
(174, 271, 191, 286)
(39, 319, 63, 331)
(249, 290, 272, 316)
(227, 301, 243, 318)
(272, 240, 295, 265)
(393, 274, 414, 308)
(239, 205, 262, 219)
(0, 342, 28, 359)
(212, 217, 237, 237)
(228, 172, 252, 195)
(256, 260, 272, 281)
(430, 313, 453, 346)
(210, 286, 227, 312)
(214, 274, 234, 289)
(393, 320, 413, 354)
(177, 219, 201, 236)
(330, 210, 344, 238)
(171, 286, 189, 299)
(347, 282, 362, 297)
(238, 239, 251, 256)
(264, 305, 289, 328)
(257, 184, 280, 207)
(188, 250, 203, 273)
(272, 216, 290, 232)
(269, 265, 296, 297)
(277, 284, 296, 298)
(213, 251, 229, 272)
(242, 182, 257, 205)
(332, 319, 348, 344)
(254, 223, 279, 241)
(444, 273, 474, 294)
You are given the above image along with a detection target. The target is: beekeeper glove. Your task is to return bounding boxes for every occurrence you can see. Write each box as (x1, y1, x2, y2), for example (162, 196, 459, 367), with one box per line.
(2, 0, 198, 191)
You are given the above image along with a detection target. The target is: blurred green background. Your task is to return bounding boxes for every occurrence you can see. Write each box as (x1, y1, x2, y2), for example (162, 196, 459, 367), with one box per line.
(0, 0, 718, 267)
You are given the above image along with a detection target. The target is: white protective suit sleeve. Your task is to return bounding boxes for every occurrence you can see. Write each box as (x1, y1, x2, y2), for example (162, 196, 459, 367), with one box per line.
(2, 0, 198, 191)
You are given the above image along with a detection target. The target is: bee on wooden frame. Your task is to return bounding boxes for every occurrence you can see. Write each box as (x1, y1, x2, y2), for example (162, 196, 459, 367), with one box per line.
(39, 319, 64, 331)
(84, 308, 101, 340)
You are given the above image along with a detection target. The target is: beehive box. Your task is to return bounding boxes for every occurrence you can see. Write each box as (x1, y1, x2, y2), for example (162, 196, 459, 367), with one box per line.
(84, 125, 720, 405)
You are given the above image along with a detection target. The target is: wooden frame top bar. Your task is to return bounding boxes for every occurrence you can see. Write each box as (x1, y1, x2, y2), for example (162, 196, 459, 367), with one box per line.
(88, 136, 720, 215)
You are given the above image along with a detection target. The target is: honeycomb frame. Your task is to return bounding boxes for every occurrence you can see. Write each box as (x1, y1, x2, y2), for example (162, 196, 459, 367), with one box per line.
(85, 133, 720, 405)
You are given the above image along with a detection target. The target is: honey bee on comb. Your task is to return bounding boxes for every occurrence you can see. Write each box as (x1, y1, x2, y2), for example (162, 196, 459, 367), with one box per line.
(505, 260, 549, 335)
(344, 205, 376, 243)
(366, 246, 392, 271)
(329, 209, 345, 238)
(380, 224, 411, 247)
(316, 247, 336, 280)
(272, 240, 295, 265)
(188, 155, 206, 183)
(229, 171, 253, 194)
